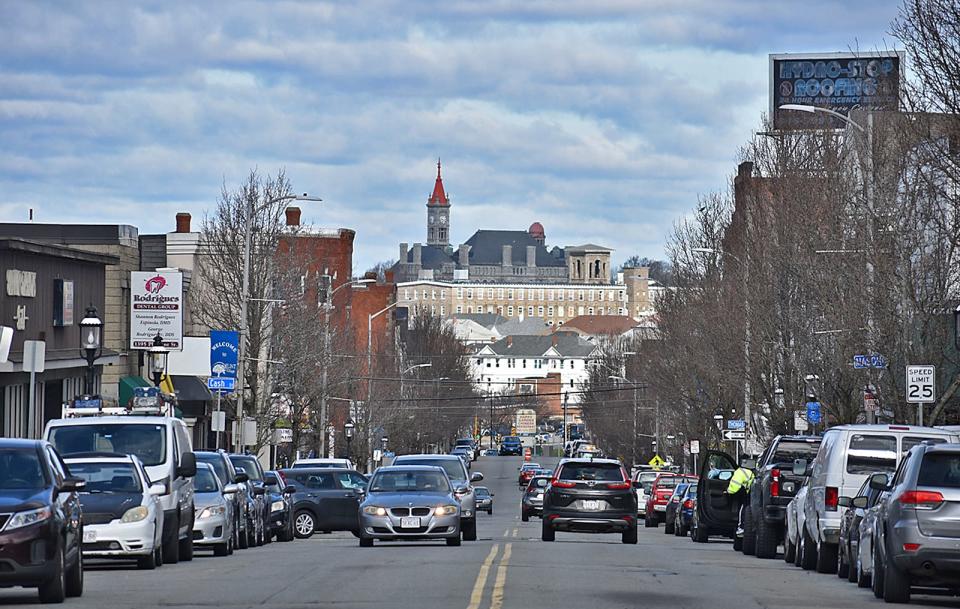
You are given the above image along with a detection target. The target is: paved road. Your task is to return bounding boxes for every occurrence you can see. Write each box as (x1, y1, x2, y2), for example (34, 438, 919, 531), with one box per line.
(2, 455, 959, 608)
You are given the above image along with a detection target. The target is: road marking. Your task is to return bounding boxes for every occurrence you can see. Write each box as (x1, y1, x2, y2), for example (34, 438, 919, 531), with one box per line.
(490, 543, 512, 609)
(502, 530, 509, 537)
(511, 528, 518, 538)
(466, 543, 499, 609)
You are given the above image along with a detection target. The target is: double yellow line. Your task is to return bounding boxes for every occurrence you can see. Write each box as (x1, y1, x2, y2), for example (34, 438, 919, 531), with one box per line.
(467, 542, 513, 609)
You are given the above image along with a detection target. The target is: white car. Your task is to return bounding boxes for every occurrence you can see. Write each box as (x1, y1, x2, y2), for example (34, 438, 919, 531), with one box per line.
(785, 483, 809, 568)
(633, 471, 659, 517)
(192, 463, 239, 556)
(65, 454, 166, 569)
(291, 458, 355, 470)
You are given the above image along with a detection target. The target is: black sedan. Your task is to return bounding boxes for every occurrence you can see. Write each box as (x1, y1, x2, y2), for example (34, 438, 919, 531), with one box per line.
(264, 471, 296, 542)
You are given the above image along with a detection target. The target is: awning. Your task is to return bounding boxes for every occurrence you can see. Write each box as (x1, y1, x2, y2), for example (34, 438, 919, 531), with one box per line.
(170, 375, 213, 418)
(118, 376, 151, 407)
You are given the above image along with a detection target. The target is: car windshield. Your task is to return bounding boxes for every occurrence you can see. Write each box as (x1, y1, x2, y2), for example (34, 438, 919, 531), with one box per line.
(395, 458, 466, 481)
(0, 448, 46, 490)
(521, 463, 540, 471)
(455, 440, 473, 447)
(263, 474, 282, 492)
(559, 463, 623, 482)
(846, 434, 897, 474)
(529, 477, 550, 489)
(69, 462, 142, 493)
(503, 437, 520, 444)
(771, 440, 821, 464)
(687, 484, 698, 498)
(196, 454, 230, 484)
(918, 453, 960, 488)
(49, 423, 167, 466)
(474, 487, 490, 497)
(230, 456, 262, 481)
(194, 467, 220, 493)
(656, 476, 679, 489)
(369, 470, 451, 493)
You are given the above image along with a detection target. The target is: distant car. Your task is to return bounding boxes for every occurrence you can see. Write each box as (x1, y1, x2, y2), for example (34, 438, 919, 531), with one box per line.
(450, 447, 473, 469)
(500, 437, 523, 456)
(191, 462, 238, 556)
(263, 471, 296, 542)
(358, 466, 462, 547)
(518, 463, 541, 488)
(541, 458, 637, 544)
(65, 453, 165, 569)
(633, 470, 659, 518)
(673, 482, 698, 537)
(474, 486, 494, 514)
(662, 482, 691, 536)
(279, 468, 368, 538)
(291, 458, 355, 470)
(482, 449, 499, 457)
(454, 439, 478, 461)
(0, 439, 85, 603)
(645, 473, 695, 527)
(521, 476, 551, 521)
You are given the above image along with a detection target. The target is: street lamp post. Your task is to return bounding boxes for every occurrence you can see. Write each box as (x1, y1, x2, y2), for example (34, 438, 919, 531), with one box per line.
(366, 301, 398, 469)
(344, 419, 355, 461)
(147, 332, 169, 389)
(79, 305, 104, 396)
(380, 436, 388, 466)
(237, 192, 321, 451)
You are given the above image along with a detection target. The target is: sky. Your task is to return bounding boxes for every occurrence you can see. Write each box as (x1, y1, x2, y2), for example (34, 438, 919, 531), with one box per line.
(0, 0, 903, 272)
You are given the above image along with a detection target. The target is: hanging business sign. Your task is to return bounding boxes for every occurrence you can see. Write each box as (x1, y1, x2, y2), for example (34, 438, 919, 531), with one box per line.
(770, 52, 903, 130)
(130, 271, 183, 350)
(209, 330, 239, 378)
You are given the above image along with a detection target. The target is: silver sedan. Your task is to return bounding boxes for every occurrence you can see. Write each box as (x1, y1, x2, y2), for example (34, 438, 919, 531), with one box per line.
(358, 466, 462, 547)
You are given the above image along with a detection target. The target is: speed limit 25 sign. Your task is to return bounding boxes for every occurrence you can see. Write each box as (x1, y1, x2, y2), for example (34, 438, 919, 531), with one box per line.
(906, 365, 936, 404)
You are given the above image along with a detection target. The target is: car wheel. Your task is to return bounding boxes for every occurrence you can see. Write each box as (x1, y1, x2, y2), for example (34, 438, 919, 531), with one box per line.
(179, 535, 194, 562)
(848, 543, 860, 584)
(644, 513, 657, 528)
(238, 524, 249, 549)
(622, 525, 638, 545)
(741, 506, 756, 556)
(462, 519, 477, 542)
(488, 508, 493, 515)
(816, 540, 837, 574)
(692, 521, 709, 543)
(163, 516, 180, 564)
(733, 536, 743, 551)
(801, 527, 817, 570)
(138, 548, 158, 569)
(227, 537, 235, 555)
(664, 515, 674, 535)
(882, 540, 911, 603)
(359, 536, 374, 548)
(837, 541, 850, 579)
(784, 533, 796, 564)
(155, 545, 164, 566)
(794, 531, 804, 567)
(541, 519, 555, 542)
(872, 542, 885, 599)
(65, 545, 83, 597)
(446, 536, 462, 547)
(38, 545, 66, 604)
(755, 517, 778, 559)
(214, 541, 230, 557)
(857, 551, 872, 588)
(521, 510, 529, 522)
(294, 510, 316, 539)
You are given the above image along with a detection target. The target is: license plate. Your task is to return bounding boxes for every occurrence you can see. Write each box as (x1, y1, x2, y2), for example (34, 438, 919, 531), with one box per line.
(400, 517, 421, 529)
(654, 504, 666, 511)
(582, 500, 601, 511)
(83, 530, 97, 543)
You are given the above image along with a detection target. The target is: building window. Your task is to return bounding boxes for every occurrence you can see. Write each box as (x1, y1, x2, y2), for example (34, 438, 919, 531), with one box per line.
(588, 290, 594, 301)
(548, 289, 554, 301)
(619, 307, 626, 315)
(467, 288, 473, 299)
(588, 307, 594, 315)
(495, 359, 500, 368)
(476, 358, 482, 365)
(486, 359, 491, 368)
(599, 290, 604, 302)
(456, 305, 463, 314)
(405, 289, 412, 300)
(538, 306, 544, 316)
(431, 305, 436, 315)
(497, 305, 503, 315)
(487, 305, 494, 313)
(518, 290, 524, 301)
(432, 290, 437, 300)
(534, 359, 543, 369)
(568, 290, 574, 301)
(548, 306, 554, 316)
(619, 290, 625, 301)
(508, 306, 514, 316)
(422, 290, 428, 300)
(457, 288, 463, 299)
(578, 306, 585, 315)
(578, 290, 585, 301)
(487, 289, 494, 299)
(467, 306, 473, 313)
(528, 289, 535, 300)
(440, 306, 445, 316)
(498, 288, 504, 299)
(508, 359, 515, 368)
(508, 288, 514, 300)
(441, 290, 447, 300)
(528, 306, 534, 316)
(567, 306, 574, 317)
(522, 359, 527, 368)
(570, 379, 574, 387)
(558, 290, 564, 301)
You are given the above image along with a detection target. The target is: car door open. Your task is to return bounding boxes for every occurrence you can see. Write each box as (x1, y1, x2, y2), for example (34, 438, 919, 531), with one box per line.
(698, 450, 739, 530)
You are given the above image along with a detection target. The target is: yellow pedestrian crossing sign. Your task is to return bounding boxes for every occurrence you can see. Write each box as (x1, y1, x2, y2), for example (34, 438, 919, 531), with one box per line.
(648, 454, 666, 469)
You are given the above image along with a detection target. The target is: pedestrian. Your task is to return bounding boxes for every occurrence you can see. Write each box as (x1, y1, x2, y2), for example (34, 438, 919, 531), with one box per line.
(725, 457, 756, 545)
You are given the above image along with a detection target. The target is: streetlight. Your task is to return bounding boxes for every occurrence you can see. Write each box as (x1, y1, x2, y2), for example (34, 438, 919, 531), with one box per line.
(79, 305, 103, 395)
(366, 301, 398, 469)
(317, 277, 377, 456)
(344, 419, 355, 461)
(237, 192, 322, 450)
(777, 104, 866, 132)
(147, 332, 169, 389)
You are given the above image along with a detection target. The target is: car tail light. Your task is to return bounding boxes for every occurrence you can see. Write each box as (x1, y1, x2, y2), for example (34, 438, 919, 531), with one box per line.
(903, 543, 922, 553)
(770, 468, 780, 498)
(277, 470, 288, 484)
(683, 499, 694, 509)
(551, 478, 576, 489)
(606, 482, 631, 490)
(899, 490, 944, 510)
(825, 486, 839, 511)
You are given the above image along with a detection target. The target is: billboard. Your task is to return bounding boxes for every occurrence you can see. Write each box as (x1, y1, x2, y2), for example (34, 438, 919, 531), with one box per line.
(130, 271, 183, 350)
(770, 52, 903, 130)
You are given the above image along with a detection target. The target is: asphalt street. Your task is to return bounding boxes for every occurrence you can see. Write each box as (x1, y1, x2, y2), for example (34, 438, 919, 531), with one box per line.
(2, 455, 959, 608)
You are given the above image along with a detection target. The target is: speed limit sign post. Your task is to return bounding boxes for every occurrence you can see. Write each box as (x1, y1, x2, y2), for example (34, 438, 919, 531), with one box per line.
(906, 365, 935, 426)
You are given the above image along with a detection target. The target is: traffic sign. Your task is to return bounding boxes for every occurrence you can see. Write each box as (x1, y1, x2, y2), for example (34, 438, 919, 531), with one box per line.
(854, 353, 888, 369)
(793, 410, 809, 432)
(863, 389, 879, 413)
(906, 365, 935, 404)
(727, 419, 746, 430)
(806, 401, 822, 424)
(689, 440, 700, 455)
(648, 454, 666, 468)
(207, 377, 236, 392)
(722, 429, 745, 441)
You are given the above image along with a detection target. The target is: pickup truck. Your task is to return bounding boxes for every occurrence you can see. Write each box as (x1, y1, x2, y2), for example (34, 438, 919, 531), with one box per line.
(743, 435, 821, 558)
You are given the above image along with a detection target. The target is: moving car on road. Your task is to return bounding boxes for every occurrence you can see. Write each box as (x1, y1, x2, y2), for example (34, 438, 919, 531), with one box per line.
(541, 458, 637, 544)
(65, 453, 165, 569)
(191, 462, 238, 556)
(279, 467, 368, 538)
(392, 454, 483, 541)
(454, 438, 478, 461)
(0, 440, 85, 603)
(500, 436, 523, 456)
(521, 475, 551, 521)
(474, 486, 494, 514)
(358, 466, 462, 547)
(518, 462, 541, 488)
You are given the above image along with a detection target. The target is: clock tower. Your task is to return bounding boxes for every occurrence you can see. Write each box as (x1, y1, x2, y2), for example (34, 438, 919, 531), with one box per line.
(426, 158, 450, 247)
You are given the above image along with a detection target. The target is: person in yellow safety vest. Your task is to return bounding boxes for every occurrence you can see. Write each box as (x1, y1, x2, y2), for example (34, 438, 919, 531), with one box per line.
(726, 460, 756, 541)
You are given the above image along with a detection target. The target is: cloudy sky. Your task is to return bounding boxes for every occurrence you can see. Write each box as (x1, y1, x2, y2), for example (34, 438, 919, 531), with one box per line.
(0, 1, 902, 272)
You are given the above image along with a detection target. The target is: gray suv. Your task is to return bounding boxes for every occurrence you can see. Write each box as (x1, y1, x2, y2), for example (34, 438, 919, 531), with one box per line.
(869, 442, 960, 603)
(392, 454, 483, 541)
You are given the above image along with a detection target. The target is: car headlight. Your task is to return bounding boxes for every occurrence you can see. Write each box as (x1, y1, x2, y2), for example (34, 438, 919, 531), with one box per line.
(121, 506, 150, 523)
(362, 506, 387, 516)
(198, 505, 226, 520)
(270, 500, 285, 512)
(5, 506, 52, 531)
(434, 505, 458, 516)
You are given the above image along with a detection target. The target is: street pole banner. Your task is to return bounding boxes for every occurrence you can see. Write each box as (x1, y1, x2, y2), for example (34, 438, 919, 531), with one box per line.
(130, 271, 183, 350)
(210, 330, 240, 378)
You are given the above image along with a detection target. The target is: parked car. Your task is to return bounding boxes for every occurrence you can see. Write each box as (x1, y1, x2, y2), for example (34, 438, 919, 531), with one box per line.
(65, 453, 165, 569)
(500, 436, 523, 456)
(691, 455, 736, 542)
(837, 474, 885, 587)
(866, 442, 960, 603)
(263, 471, 296, 542)
(228, 454, 269, 547)
(0, 440, 85, 603)
(673, 482, 698, 537)
(357, 465, 462, 547)
(450, 447, 473, 470)
(279, 467, 368, 538)
(663, 482, 692, 535)
(191, 463, 238, 556)
(481, 449, 499, 457)
(784, 480, 810, 567)
(393, 454, 483, 541)
(633, 470, 659, 518)
(521, 476, 551, 521)
(454, 438, 478, 461)
(794, 424, 958, 574)
(291, 458, 355, 469)
(518, 462, 541, 488)
(474, 486, 494, 514)
(742, 435, 822, 558)
(195, 450, 247, 549)
(45, 411, 198, 564)
(541, 458, 637, 544)
(645, 473, 695, 527)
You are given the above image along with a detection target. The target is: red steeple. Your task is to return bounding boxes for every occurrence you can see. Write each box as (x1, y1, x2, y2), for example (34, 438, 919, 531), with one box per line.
(428, 158, 449, 207)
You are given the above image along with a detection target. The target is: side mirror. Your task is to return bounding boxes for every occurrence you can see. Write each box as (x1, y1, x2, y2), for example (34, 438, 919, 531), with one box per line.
(283, 485, 297, 495)
(868, 473, 890, 492)
(471, 472, 484, 482)
(852, 496, 869, 509)
(352, 487, 366, 497)
(223, 483, 240, 495)
(792, 458, 808, 477)
(235, 472, 249, 483)
(177, 452, 197, 478)
(252, 485, 266, 496)
(454, 485, 469, 495)
(147, 483, 166, 496)
(60, 477, 86, 492)
(837, 496, 851, 508)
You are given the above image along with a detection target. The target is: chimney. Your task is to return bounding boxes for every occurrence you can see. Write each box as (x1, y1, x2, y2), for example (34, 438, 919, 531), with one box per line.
(502, 244, 512, 267)
(400, 242, 408, 264)
(458, 244, 470, 267)
(412, 243, 422, 267)
(285, 206, 301, 226)
(551, 334, 558, 347)
(175, 212, 191, 233)
(384, 270, 394, 284)
(526, 245, 536, 268)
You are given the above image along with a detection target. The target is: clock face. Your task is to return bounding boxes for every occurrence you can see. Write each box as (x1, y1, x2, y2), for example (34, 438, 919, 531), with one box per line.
(439, 215, 447, 225)
(429, 213, 436, 225)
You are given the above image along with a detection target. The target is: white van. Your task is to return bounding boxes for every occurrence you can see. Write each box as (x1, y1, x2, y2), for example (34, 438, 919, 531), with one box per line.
(797, 424, 959, 573)
(44, 412, 197, 564)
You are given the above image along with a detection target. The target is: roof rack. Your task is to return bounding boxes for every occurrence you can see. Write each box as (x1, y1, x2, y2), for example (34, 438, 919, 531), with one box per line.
(61, 392, 176, 419)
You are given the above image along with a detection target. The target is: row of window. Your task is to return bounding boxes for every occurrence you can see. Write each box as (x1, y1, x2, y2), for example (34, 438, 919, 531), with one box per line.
(454, 304, 626, 317)
(477, 358, 582, 370)
(402, 287, 627, 302)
